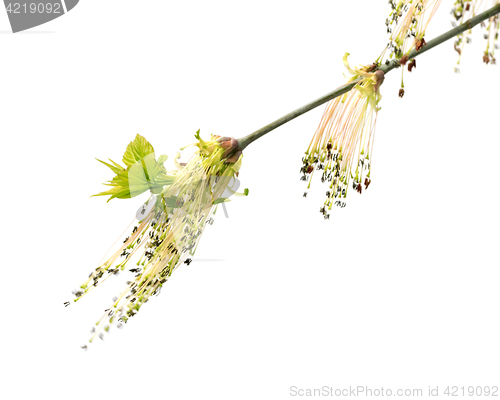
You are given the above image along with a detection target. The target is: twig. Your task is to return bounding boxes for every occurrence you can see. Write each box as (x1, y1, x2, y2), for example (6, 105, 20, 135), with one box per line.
(237, 3, 500, 151)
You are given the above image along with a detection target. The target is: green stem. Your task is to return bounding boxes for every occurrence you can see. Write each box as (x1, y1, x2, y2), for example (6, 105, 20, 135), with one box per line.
(237, 3, 500, 151)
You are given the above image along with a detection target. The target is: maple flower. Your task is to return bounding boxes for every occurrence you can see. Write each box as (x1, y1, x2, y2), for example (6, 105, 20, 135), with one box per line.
(381, 0, 442, 94)
(68, 133, 247, 344)
(451, 1, 499, 71)
(302, 53, 384, 217)
(382, 0, 442, 59)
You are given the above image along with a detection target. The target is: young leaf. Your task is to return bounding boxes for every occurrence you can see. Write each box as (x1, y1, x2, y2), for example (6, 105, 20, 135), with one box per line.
(96, 158, 124, 175)
(157, 154, 168, 165)
(93, 136, 174, 202)
(122, 134, 155, 168)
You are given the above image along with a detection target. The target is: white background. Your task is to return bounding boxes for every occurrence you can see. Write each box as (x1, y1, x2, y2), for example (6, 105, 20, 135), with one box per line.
(1, 1, 499, 399)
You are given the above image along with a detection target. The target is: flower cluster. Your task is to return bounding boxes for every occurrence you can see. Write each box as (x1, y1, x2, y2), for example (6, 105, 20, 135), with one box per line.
(380, 0, 442, 96)
(301, 54, 384, 218)
(383, 0, 442, 60)
(452, 0, 499, 72)
(68, 133, 246, 345)
(301, 1, 500, 217)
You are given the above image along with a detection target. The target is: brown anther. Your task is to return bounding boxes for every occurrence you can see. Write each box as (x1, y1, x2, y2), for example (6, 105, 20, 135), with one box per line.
(399, 88, 405, 98)
(399, 55, 409, 66)
(407, 59, 416, 72)
(356, 184, 362, 194)
(465, 3, 470, 11)
(326, 142, 333, 151)
(483, 54, 490, 64)
(454, 43, 461, 55)
(415, 37, 426, 52)
(306, 165, 314, 174)
(364, 178, 371, 189)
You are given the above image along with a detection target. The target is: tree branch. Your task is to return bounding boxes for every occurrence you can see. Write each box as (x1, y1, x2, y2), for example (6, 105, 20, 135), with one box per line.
(237, 3, 500, 151)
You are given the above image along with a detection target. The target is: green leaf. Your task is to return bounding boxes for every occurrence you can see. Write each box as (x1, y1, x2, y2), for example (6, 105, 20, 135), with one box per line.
(93, 135, 175, 202)
(157, 154, 168, 165)
(127, 159, 154, 198)
(155, 173, 175, 187)
(96, 158, 124, 175)
(92, 185, 132, 202)
(122, 134, 155, 168)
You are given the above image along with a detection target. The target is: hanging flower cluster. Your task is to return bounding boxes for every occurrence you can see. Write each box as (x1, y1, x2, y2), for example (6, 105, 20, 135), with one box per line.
(301, 54, 384, 218)
(452, 0, 499, 71)
(380, 0, 442, 96)
(301, 0, 499, 217)
(383, 0, 442, 59)
(67, 133, 247, 346)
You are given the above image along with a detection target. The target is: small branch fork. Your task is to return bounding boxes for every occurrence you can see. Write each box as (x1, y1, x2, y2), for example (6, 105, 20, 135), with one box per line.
(236, 3, 500, 151)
